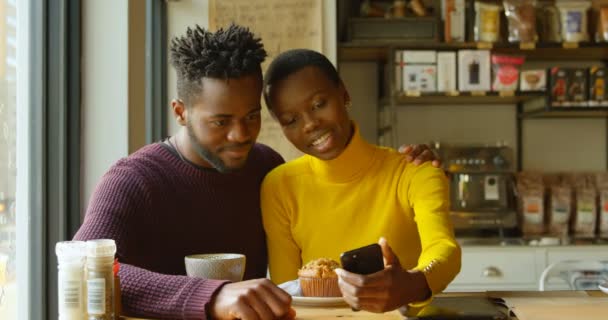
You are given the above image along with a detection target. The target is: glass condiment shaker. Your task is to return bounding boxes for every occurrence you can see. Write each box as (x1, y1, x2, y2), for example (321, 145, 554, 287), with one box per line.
(86, 239, 116, 320)
(56, 241, 87, 320)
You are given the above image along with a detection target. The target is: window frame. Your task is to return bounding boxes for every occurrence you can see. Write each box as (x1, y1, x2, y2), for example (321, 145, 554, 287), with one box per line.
(16, 0, 81, 319)
(146, 0, 168, 143)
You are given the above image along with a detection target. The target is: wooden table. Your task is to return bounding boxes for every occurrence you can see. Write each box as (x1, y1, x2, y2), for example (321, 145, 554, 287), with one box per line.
(122, 307, 403, 320)
(123, 290, 607, 320)
(292, 291, 608, 320)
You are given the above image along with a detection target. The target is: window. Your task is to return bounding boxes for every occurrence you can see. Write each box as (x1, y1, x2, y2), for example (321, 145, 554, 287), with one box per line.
(0, 0, 19, 318)
(0, 0, 82, 318)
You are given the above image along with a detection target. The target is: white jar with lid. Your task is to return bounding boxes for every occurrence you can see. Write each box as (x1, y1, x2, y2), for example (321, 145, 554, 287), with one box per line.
(86, 239, 116, 320)
(56, 241, 87, 320)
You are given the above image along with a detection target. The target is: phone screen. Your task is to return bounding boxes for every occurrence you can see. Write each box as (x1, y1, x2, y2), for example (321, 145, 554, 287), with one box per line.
(339, 243, 384, 275)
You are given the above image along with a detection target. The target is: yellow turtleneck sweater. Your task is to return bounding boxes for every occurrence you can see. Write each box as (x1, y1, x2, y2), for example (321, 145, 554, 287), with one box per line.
(261, 125, 461, 296)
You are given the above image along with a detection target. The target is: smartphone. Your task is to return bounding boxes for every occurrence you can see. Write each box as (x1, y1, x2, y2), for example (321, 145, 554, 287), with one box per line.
(339, 243, 384, 275)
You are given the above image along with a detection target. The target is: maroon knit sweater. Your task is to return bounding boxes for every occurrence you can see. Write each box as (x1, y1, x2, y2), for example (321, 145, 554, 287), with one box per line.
(74, 142, 284, 319)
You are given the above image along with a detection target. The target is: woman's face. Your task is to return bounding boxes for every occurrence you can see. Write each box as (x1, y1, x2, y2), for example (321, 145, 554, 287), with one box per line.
(268, 66, 353, 160)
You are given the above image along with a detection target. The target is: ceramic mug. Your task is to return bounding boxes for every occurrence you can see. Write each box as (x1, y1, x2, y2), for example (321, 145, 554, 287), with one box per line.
(185, 253, 246, 282)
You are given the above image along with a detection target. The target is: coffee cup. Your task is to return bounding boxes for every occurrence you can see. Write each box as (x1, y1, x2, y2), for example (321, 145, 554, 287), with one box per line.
(185, 253, 246, 282)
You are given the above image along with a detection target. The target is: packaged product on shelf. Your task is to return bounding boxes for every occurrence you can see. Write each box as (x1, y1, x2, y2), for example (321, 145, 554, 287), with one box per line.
(491, 54, 525, 91)
(556, 0, 591, 43)
(394, 50, 403, 95)
(573, 187, 597, 237)
(437, 51, 457, 92)
(410, 0, 427, 17)
(568, 68, 588, 106)
(517, 172, 545, 236)
(566, 173, 597, 238)
(390, 0, 407, 18)
(544, 174, 572, 237)
(444, 0, 466, 42)
(359, 1, 386, 17)
(589, 67, 608, 106)
(537, 4, 562, 42)
(520, 69, 546, 91)
(596, 173, 608, 238)
(458, 50, 491, 92)
(597, 6, 608, 42)
(402, 50, 437, 93)
(503, 0, 538, 43)
(474, 1, 502, 43)
(549, 67, 569, 106)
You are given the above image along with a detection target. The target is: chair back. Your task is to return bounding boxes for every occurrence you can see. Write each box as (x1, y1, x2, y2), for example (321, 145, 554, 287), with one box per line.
(538, 260, 608, 291)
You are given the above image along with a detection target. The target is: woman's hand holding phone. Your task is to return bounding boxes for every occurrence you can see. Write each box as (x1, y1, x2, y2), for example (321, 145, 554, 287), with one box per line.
(335, 238, 431, 313)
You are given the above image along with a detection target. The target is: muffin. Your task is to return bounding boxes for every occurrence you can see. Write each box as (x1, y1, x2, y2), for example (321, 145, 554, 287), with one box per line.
(298, 258, 341, 297)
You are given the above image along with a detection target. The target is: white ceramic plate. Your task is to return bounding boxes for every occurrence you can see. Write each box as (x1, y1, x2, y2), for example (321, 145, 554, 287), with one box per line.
(599, 282, 608, 294)
(291, 296, 347, 307)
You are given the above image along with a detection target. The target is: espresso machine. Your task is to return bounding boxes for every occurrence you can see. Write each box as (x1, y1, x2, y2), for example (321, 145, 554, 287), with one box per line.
(433, 143, 518, 236)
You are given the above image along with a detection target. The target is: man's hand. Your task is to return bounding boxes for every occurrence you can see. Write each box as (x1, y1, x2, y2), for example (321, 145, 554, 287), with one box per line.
(209, 278, 292, 320)
(398, 144, 441, 168)
(335, 238, 431, 313)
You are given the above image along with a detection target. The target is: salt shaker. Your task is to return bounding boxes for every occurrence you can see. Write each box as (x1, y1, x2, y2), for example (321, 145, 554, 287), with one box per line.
(56, 241, 87, 320)
(86, 239, 116, 320)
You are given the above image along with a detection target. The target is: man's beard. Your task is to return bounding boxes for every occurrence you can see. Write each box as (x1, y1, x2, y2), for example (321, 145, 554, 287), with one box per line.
(185, 121, 249, 173)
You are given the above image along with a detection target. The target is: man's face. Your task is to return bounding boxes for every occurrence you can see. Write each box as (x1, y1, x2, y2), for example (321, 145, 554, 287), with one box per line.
(183, 74, 263, 172)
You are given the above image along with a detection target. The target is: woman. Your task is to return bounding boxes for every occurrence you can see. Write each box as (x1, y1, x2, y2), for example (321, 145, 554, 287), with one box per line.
(260, 49, 461, 314)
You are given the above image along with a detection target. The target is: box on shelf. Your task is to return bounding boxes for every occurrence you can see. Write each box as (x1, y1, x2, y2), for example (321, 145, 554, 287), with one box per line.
(568, 68, 588, 107)
(402, 50, 437, 93)
(550, 67, 588, 107)
(589, 67, 608, 107)
(458, 50, 491, 92)
(437, 52, 457, 92)
(491, 54, 525, 92)
(549, 67, 569, 106)
(520, 69, 547, 92)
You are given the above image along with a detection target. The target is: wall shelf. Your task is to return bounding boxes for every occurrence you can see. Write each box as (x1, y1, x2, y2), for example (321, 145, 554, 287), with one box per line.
(339, 42, 608, 62)
(389, 92, 546, 106)
(520, 106, 608, 119)
(385, 93, 608, 118)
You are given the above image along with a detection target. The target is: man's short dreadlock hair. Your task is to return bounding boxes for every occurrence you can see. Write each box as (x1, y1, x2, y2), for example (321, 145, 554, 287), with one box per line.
(170, 24, 267, 106)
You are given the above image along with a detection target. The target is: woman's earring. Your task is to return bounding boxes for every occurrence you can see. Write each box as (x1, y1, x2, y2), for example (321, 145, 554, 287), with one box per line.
(345, 101, 352, 109)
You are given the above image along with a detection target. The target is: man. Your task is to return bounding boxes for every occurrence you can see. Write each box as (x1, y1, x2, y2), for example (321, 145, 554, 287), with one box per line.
(74, 24, 439, 320)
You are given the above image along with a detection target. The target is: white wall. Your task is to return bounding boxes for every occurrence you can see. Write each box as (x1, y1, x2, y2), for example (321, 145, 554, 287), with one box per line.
(339, 62, 378, 143)
(322, 1, 337, 66)
(81, 0, 129, 211)
(166, 0, 210, 135)
(523, 119, 606, 171)
(396, 104, 517, 147)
